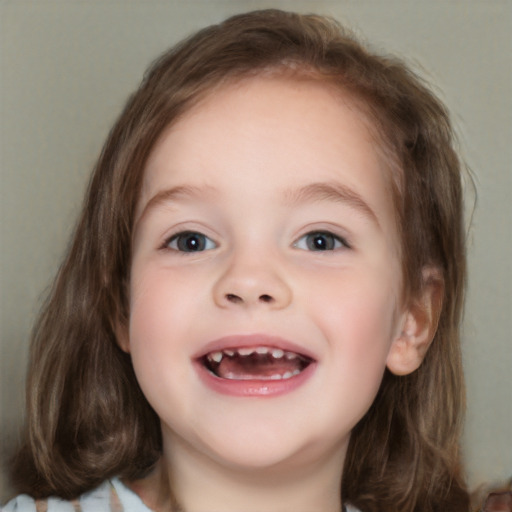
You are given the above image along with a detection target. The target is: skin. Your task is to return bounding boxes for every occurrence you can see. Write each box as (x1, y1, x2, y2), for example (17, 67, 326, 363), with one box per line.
(119, 76, 437, 512)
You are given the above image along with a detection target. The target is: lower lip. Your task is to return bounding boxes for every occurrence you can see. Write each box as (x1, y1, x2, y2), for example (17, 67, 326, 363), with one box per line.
(194, 361, 316, 397)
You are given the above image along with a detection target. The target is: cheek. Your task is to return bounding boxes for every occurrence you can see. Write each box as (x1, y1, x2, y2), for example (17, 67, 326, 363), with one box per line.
(129, 263, 201, 337)
(128, 268, 188, 373)
(308, 268, 401, 373)
(130, 274, 167, 343)
(126, 267, 198, 420)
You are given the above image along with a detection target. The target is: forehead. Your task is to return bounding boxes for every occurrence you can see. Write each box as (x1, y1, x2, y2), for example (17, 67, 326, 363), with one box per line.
(138, 75, 398, 238)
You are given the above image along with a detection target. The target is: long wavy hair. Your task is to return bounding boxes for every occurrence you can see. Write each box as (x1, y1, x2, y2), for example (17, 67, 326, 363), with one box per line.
(10, 9, 469, 511)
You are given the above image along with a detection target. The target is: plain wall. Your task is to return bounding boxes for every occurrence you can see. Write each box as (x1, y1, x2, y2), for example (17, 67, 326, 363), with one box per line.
(1, 0, 511, 501)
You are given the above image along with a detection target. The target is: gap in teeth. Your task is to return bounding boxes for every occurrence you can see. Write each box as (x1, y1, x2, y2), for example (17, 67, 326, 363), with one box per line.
(203, 347, 311, 380)
(207, 346, 301, 362)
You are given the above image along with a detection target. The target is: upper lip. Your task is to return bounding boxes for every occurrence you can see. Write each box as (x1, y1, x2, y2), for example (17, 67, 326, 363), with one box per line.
(193, 334, 317, 361)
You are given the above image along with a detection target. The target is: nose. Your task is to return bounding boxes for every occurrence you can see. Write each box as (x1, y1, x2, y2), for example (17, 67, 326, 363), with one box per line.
(213, 251, 292, 310)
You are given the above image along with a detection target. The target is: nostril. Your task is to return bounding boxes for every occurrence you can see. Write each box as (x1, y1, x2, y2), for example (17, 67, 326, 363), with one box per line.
(223, 293, 275, 305)
(226, 293, 243, 304)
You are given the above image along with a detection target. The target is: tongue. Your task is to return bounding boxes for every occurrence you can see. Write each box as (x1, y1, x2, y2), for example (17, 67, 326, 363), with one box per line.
(215, 353, 303, 380)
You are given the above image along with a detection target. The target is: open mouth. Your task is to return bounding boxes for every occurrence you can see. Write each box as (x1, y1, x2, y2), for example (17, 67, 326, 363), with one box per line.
(199, 346, 314, 381)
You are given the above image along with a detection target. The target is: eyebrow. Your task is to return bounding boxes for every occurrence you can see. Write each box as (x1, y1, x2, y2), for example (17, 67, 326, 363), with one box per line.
(283, 181, 379, 227)
(136, 181, 379, 227)
(135, 184, 217, 225)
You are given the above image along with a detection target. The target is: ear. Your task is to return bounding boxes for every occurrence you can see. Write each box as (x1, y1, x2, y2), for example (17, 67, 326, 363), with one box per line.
(115, 317, 131, 353)
(386, 267, 443, 376)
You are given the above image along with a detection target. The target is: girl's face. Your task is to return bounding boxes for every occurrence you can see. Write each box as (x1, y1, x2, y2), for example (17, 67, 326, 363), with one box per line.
(123, 76, 408, 477)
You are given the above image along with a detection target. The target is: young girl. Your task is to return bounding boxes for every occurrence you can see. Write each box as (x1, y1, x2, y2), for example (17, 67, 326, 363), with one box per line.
(4, 9, 470, 512)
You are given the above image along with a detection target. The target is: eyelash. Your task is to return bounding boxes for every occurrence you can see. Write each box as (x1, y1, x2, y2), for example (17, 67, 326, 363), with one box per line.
(294, 231, 350, 252)
(162, 229, 350, 253)
(163, 231, 217, 253)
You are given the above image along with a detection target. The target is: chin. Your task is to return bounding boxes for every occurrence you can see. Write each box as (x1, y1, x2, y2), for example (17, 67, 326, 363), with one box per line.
(215, 443, 300, 471)
(181, 420, 343, 477)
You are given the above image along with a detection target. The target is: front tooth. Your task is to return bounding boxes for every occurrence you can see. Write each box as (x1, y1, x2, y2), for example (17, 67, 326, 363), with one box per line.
(209, 351, 223, 363)
(238, 347, 255, 356)
(271, 349, 284, 358)
(255, 347, 269, 355)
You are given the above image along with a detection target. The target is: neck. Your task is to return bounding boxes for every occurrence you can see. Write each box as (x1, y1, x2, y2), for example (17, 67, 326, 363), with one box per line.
(127, 440, 346, 512)
(141, 435, 347, 512)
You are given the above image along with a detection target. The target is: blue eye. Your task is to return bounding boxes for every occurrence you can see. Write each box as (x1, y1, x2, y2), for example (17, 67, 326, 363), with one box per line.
(295, 231, 348, 251)
(166, 231, 216, 252)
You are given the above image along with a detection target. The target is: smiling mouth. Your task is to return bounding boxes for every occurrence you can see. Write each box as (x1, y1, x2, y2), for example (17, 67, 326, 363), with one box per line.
(200, 346, 313, 381)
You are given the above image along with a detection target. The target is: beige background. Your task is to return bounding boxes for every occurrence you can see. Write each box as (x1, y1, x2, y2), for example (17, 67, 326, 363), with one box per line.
(1, 0, 511, 501)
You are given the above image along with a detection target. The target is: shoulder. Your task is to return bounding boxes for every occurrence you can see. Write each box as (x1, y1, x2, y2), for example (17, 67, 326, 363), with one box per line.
(346, 505, 363, 512)
(1, 493, 81, 512)
(1, 478, 149, 512)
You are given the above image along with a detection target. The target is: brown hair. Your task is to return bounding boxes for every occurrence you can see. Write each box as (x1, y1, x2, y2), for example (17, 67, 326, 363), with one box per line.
(10, 9, 469, 511)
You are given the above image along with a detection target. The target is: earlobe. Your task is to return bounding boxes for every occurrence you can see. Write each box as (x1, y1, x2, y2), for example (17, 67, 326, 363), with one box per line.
(386, 267, 443, 376)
